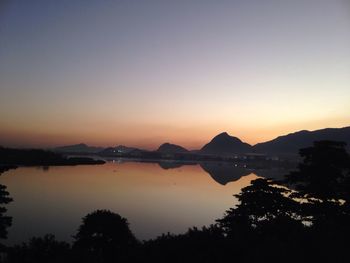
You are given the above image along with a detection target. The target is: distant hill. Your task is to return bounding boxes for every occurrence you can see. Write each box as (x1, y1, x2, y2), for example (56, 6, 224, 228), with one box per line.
(253, 126, 350, 155)
(200, 132, 252, 155)
(99, 145, 140, 155)
(52, 126, 350, 157)
(156, 143, 189, 154)
(54, 143, 105, 154)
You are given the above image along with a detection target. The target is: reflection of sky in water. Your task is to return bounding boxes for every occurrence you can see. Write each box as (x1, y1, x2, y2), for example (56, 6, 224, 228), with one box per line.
(0, 162, 259, 244)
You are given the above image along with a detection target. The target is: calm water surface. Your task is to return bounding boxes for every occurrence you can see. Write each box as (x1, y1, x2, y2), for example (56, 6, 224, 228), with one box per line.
(0, 161, 264, 244)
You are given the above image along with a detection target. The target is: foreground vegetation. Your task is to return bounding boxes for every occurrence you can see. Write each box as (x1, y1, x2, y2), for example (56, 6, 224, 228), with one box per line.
(1, 141, 349, 263)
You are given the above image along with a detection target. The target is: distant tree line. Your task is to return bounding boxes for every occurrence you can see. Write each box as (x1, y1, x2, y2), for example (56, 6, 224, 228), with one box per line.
(1, 141, 350, 262)
(0, 147, 105, 166)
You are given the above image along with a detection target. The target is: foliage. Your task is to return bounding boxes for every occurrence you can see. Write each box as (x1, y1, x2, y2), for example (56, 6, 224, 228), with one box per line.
(72, 210, 138, 262)
(7, 234, 71, 263)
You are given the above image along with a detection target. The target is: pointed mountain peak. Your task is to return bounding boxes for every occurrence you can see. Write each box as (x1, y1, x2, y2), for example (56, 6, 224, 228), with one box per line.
(201, 132, 251, 154)
(215, 132, 230, 137)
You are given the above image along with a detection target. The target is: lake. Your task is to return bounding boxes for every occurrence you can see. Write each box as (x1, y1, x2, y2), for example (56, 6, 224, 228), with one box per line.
(0, 160, 288, 245)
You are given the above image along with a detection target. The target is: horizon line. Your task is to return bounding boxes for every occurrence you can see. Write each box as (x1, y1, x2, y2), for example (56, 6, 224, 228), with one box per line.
(2, 125, 349, 151)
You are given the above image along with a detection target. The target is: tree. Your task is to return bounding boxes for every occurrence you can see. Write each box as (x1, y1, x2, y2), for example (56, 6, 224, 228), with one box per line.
(7, 234, 71, 263)
(73, 210, 137, 262)
(218, 178, 303, 238)
(286, 141, 350, 225)
(285, 140, 350, 260)
(0, 183, 13, 253)
(287, 140, 350, 200)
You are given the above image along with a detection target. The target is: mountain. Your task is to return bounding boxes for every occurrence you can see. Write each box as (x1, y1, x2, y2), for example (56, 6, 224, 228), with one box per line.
(200, 132, 252, 155)
(253, 126, 350, 155)
(54, 143, 105, 154)
(156, 143, 189, 154)
(99, 145, 140, 155)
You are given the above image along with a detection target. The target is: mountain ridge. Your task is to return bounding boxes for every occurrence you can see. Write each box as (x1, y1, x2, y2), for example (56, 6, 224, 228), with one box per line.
(253, 126, 350, 155)
(52, 126, 350, 157)
(54, 143, 105, 154)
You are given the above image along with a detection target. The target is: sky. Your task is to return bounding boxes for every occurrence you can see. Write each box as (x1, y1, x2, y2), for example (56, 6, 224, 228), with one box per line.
(0, 0, 349, 149)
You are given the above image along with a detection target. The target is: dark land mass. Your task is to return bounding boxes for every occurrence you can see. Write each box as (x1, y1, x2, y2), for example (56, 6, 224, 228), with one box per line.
(52, 126, 350, 164)
(53, 143, 105, 154)
(99, 149, 232, 162)
(99, 145, 140, 155)
(156, 143, 189, 154)
(253, 126, 350, 155)
(200, 132, 251, 155)
(199, 126, 350, 157)
(0, 147, 105, 167)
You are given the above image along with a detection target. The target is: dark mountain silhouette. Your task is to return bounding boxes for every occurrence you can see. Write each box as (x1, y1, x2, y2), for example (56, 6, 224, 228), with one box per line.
(200, 163, 251, 185)
(51, 126, 350, 158)
(54, 143, 105, 154)
(156, 143, 189, 154)
(200, 132, 252, 155)
(253, 126, 350, 155)
(99, 145, 140, 155)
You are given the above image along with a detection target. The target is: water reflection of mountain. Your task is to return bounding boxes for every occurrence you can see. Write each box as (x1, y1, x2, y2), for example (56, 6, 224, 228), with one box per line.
(157, 161, 197, 170)
(154, 160, 292, 185)
(157, 162, 186, 170)
(200, 163, 252, 185)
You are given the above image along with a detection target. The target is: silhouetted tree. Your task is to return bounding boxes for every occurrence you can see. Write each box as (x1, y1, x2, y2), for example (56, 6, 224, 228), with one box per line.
(218, 178, 303, 236)
(285, 141, 350, 261)
(0, 181, 13, 261)
(287, 140, 350, 200)
(73, 210, 137, 262)
(7, 234, 71, 263)
(286, 141, 350, 225)
(0, 184, 12, 240)
(143, 225, 227, 263)
(216, 178, 306, 263)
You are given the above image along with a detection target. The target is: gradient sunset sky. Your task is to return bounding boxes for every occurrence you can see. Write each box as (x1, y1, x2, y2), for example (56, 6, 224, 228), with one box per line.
(0, 0, 349, 149)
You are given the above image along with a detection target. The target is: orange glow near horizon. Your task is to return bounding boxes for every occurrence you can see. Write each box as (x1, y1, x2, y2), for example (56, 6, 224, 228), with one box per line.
(1, 116, 349, 150)
(1, 1, 349, 150)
